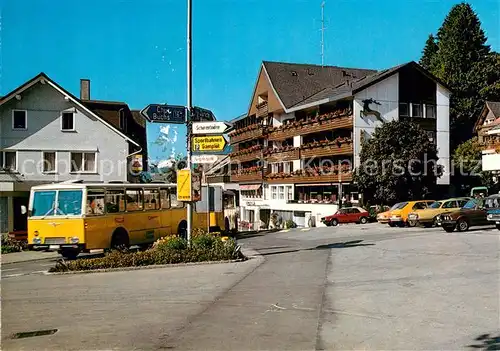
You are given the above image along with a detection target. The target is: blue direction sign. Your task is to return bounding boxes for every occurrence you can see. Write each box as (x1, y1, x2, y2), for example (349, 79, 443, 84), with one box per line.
(141, 104, 186, 124)
(191, 106, 216, 122)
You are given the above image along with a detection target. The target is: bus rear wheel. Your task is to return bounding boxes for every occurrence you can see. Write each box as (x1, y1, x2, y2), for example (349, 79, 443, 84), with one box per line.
(178, 221, 188, 240)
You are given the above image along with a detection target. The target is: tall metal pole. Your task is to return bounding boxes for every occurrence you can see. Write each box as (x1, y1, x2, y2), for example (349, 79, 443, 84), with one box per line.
(186, 0, 193, 244)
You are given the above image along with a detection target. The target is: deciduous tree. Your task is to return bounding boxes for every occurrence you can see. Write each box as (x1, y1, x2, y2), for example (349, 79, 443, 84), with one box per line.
(353, 120, 442, 204)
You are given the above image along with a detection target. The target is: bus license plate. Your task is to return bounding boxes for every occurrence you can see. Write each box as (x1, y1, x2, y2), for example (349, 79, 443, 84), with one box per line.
(49, 245, 60, 250)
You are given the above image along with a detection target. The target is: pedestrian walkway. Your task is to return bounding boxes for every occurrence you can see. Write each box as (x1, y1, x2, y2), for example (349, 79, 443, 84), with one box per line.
(2, 251, 59, 265)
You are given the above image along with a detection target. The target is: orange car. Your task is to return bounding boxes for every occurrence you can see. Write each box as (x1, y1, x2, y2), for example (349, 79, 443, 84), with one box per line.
(388, 200, 436, 227)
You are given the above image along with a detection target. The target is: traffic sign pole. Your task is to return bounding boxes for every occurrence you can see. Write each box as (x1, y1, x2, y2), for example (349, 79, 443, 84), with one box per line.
(186, 0, 193, 245)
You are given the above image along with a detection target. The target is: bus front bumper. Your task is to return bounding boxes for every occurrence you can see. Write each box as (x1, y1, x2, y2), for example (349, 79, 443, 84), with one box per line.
(29, 244, 86, 251)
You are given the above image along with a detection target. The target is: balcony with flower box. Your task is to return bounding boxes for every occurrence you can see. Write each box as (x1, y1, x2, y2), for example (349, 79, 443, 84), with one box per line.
(230, 145, 263, 163)
(265, 165, 352, 184)
(230, 166, 264, 182)
(300, 137, 353, 158)
(229, 124, 264, 144)
(256, 101, 269, 118)
(263, 146, 300, 162)
(267, 109, 353, 141)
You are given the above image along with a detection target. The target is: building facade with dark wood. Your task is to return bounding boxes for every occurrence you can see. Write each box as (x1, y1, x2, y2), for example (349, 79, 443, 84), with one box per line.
(229, 61, 451, 229)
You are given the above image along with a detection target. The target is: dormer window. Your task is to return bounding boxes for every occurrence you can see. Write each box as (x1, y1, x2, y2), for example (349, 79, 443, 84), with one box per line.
(61, 112, 75, 131)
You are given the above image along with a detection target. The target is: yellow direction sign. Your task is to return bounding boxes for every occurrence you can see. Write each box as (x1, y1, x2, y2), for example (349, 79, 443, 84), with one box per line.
(192, 135, 227, 152)
(177, 169, 191, 202)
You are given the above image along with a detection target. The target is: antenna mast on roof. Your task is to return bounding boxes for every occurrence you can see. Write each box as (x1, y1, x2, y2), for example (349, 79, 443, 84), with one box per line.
(320, 1, 326, 67)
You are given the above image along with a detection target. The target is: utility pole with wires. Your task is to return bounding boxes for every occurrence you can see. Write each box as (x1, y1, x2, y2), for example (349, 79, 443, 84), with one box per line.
(320, 0, 326, 67)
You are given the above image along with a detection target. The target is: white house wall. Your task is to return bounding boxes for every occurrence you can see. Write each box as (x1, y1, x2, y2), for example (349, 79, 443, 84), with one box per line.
(0, 82, 129, 182)
(353, 73, 399, 168)
(481, 151, 500, 172)
(436, 83, 451, 185)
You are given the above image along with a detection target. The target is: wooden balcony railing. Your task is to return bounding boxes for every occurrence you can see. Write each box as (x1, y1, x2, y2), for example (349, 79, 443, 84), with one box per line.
(256, 101, 269, 118)
(300, 143, 353, 158)
(266, 172, 353, 184)
(268, 115, 353, 141)
(230, 172, 263, 182)
(205, 175, 230, 183)
(264, 148, 300, 162)
(229, 126, 264, 144)
(230, 149, 262, 163)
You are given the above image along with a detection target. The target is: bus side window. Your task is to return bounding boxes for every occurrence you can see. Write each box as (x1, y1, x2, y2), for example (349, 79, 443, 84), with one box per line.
(87, 190, 105, 215)
(126, 189, 144, 211)
(144, 189, 160, 210)
(105, 189, 125, 213)
(160, 189, 170, 210)
(169, 188, 184, 208)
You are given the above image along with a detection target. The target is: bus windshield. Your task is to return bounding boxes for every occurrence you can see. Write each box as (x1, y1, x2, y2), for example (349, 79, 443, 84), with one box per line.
(31, 190, 83, 217)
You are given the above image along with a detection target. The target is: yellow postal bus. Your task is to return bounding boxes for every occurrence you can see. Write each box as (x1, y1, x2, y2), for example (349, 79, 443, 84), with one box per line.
(27, 181, 224, 259)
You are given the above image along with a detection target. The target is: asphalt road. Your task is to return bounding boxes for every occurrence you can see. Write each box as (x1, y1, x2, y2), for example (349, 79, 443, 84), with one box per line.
(2, 223, 499, 350)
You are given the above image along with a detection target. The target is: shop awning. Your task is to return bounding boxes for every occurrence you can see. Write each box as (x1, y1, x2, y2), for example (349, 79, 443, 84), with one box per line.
(240, 184, 262, 191)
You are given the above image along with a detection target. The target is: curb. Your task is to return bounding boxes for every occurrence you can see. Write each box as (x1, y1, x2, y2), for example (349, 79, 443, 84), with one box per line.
(2, 255, 59, 266)
(45, 257, 251, 275)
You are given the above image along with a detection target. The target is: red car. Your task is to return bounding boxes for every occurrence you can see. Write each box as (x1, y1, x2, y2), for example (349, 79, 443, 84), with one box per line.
(321, 207, 370, 226)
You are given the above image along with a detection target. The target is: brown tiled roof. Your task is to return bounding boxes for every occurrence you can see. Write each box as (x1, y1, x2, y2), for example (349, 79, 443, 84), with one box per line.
(262, 61, 376, 109)
(289, 61, 450, 110)
(486, 101, 500, 118)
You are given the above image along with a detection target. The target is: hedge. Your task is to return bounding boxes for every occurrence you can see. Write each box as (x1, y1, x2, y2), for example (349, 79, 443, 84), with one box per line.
(49, 234, 244, 272)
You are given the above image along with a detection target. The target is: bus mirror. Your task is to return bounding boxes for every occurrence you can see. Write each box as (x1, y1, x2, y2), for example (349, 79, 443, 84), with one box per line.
(21, 205, 27, 215)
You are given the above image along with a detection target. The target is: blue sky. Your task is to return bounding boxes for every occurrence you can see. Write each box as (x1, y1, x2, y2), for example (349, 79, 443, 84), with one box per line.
(2, 0, 499, 164)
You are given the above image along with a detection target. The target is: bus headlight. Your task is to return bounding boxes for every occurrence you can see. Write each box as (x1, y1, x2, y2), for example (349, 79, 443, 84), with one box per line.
(70, 237, 79, 244)
(32, 237, 41, 244)
(488, 213, 493, 219)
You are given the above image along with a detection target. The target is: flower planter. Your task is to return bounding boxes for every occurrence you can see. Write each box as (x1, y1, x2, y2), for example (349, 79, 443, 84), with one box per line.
(268, 115, 353, 141)
(265, 172, 353, 184)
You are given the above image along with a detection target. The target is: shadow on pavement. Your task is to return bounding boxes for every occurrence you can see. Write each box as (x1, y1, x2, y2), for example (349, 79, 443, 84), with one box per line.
(468, 333, 500, 350)
(310, 240, 375, 250)
(258, 240, 374, 256)
(260, 249, 301, 256)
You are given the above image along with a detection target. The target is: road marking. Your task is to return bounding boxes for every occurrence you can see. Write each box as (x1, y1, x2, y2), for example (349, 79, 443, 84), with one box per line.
(3, 273, 24, 278)
(279, 229, 290, 233)
(301, 228, 311, 232)
(31, 270, 48, 274)
(2, 268, 19, 272)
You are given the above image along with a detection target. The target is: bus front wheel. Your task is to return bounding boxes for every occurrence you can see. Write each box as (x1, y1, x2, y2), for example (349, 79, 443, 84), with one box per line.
(111, 229, 130, 252)
(60, 249, 80, 260)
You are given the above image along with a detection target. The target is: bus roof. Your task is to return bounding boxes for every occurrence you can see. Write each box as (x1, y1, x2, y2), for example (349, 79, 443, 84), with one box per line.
(30, 181, 178, 191)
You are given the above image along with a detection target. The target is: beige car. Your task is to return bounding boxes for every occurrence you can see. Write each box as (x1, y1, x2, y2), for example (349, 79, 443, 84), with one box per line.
(407, 197, 471, 227)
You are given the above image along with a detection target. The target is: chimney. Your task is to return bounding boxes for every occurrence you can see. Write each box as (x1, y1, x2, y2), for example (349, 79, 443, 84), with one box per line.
(80, 79, 90, 100)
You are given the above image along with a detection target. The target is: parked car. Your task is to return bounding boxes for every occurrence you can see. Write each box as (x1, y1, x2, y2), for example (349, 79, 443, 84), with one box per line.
(438, 197, 494, 232)
(484, 194, 500, 230)
(388, 200, 436, 227)
(321, 207, 370, 226)
(377, 203, 404, 224)
(368, 205, 390, 222)
(407, 197, 471, 227)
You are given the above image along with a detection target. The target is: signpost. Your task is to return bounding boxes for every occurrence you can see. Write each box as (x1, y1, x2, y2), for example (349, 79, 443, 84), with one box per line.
(191, 106, 216, 121)
(192, 121, 232, 135)
(191, 136, 227, 152)
(177, 169, 192, 202)
(140, 104, 186, 124)
(192, 155, 219, 164)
